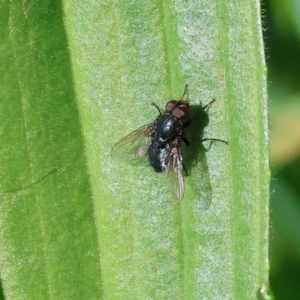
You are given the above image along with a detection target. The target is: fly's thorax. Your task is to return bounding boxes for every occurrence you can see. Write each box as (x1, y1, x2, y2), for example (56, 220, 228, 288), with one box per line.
(155, 113, 183, 143)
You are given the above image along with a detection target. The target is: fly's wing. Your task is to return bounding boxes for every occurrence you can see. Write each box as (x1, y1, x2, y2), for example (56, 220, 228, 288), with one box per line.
(111, 124, 154, 161)
(162, 145, 185, 202)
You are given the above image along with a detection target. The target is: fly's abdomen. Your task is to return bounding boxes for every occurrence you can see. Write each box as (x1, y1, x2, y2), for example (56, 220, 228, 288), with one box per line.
(147, 145, 163, 172)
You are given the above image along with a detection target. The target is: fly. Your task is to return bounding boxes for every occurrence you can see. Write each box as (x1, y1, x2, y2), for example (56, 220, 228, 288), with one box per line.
(111, 85, 227, 201)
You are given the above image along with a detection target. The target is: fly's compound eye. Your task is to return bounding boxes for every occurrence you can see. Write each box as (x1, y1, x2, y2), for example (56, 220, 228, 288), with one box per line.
(165, 100, 177, 112)
(173, 101, 189, 120)
(172, 107, 185, 119)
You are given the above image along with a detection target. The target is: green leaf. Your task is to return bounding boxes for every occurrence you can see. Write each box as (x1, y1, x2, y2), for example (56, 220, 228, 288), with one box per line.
(0, 1, 101, 299)
(0, 0, 269, 299)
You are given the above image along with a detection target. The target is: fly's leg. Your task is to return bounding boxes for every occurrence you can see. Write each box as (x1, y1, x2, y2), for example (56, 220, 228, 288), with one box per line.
(181, 84, 189, 100)
(200, 137, 228, 144)
(182, 136, 190, 147)
(202, 99, 216, 110)
(183, 164, 188, 176)
(151, 102, 162, 115)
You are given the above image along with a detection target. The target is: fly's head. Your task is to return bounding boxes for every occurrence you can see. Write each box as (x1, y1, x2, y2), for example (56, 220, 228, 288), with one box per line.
(165, 100, 189, 121)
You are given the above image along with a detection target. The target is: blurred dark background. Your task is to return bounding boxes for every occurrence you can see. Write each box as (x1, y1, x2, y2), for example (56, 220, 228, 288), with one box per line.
(266, 0, 300, 299)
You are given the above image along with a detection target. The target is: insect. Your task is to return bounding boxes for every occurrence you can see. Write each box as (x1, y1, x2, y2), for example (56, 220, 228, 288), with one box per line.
(111, 85, 227, 201)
